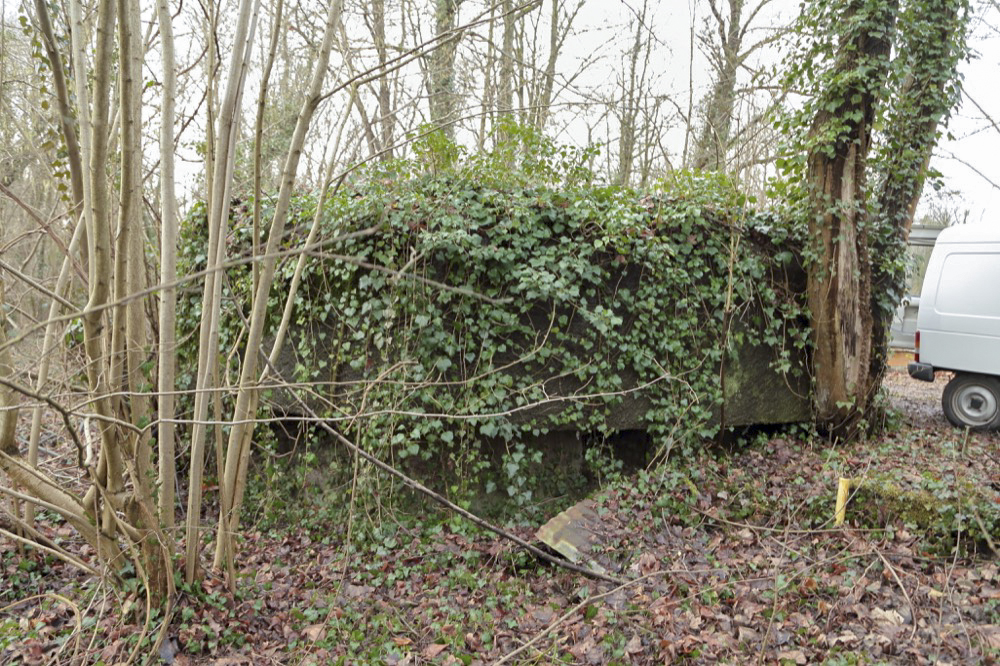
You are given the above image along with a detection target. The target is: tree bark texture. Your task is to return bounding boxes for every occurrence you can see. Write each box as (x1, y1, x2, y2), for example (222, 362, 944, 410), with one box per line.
(26, 219, 86, 527)
(806, 0, 895, 438)
(156, 0, 179, 529)
(184, 0, 260, 583)
(531, 0, 561, 131)
(373, 0, 395, 156)
(498, 0, 516, 120)
(617, 1, 649, 185)
(78, 0, 124, 547)
(213, 0, 345, 570)
(31, 0, 85, 210)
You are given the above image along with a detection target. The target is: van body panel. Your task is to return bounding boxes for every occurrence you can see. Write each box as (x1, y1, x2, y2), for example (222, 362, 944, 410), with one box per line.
(912, 224, 1000, 376)
(917, 330, 1000, 375)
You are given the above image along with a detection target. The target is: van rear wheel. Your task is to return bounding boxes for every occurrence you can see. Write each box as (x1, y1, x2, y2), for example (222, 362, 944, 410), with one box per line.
(942, 373, 1000, 430)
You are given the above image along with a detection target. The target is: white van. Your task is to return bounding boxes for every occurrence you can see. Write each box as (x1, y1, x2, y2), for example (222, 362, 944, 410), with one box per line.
(908, 223, 1000, 429)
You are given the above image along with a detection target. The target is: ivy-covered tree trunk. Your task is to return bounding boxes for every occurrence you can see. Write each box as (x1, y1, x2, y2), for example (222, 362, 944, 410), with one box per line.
(805, 0, 895, 438)
(867, 0, 969, 388)
(805, 0, 968, 439)
(428, 0, 463, 139)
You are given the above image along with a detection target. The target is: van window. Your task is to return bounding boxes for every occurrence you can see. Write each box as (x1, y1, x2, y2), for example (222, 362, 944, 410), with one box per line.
(935, 253, 1000, 317)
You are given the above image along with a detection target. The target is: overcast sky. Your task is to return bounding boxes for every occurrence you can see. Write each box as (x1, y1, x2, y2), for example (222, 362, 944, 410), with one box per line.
(929, 10, 1000, 225)
(4, 0, 996, 223)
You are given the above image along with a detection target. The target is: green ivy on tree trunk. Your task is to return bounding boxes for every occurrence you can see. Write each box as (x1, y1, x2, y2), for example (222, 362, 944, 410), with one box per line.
(778, 0, 969, 439)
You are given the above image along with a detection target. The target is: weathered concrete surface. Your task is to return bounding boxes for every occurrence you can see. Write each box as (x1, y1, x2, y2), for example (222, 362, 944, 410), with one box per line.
(719, 331, 812, 426)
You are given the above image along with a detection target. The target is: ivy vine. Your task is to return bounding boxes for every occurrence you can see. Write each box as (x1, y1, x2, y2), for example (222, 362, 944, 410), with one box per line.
(176, 133, 810, 492)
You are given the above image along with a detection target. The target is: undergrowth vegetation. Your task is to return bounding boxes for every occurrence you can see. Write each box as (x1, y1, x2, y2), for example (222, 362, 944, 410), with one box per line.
(3, 380, 996, 663)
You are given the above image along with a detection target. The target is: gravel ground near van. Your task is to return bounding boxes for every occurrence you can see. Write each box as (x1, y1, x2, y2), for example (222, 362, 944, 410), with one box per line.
(882, 367, 951, 427)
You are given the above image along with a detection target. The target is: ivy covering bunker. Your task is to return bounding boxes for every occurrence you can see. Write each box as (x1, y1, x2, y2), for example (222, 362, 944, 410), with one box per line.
(175, 164, 813, 488)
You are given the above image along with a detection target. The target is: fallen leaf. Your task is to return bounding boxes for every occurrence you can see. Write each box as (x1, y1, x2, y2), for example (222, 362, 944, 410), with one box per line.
(871, 607, 905, 625)
(421, 643, 447, 659)
(831, 630, 858, 646)
(530, 607, 554, 624)
(777, 649, 807, 664)
(302, 624, 325, 642)
(638, 551, 659, 574)
(585, 645, 606, 664)
(343, 583, 374, 599)
(980, 625, 1000, 650)
(569, 637, 596, 659)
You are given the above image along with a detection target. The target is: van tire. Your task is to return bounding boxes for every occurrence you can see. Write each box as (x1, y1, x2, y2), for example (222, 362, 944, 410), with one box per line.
(942, 373, 1000, 430)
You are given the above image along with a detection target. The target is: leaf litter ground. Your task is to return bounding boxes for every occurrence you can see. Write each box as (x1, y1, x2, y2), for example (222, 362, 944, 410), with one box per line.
(1, 369, 998, 664)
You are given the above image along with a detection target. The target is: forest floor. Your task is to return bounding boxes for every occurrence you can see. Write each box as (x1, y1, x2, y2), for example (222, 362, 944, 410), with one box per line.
(2, 369, 999, 665)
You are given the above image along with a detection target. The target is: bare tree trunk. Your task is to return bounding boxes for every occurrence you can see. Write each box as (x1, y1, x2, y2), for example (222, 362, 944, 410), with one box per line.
(689, 0, 788, 173)
(252, 0, 285, 299)
(531, 0, 582, 132)
(337, 19, 381, 158)
(18, 0, 94, 515)
(25, 219, 85, 528)
(118, 0, 170, 598)
(4, 0, 131, 567)
(0, 279, 17, 456)
(497, 0, 515, 119)
(616, 0, 651, 186)
(477, 2, 497, 149)
(156, 0, 178, 529)
(204, 1, 217, 216)
(807, 144, 875, 436)
(515, 10, 527, 127)
(373, 0, 395, 156)
(213, 0, 345, 570)
(30, 0, 85, 210)
(79, 0, 125, 550)
(691, 0, 743, 171)
(184, 0, 260, 583)
(118, 0, 151, 490)
(682, 2, 698, 165)
(0, 454, 110, 553)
